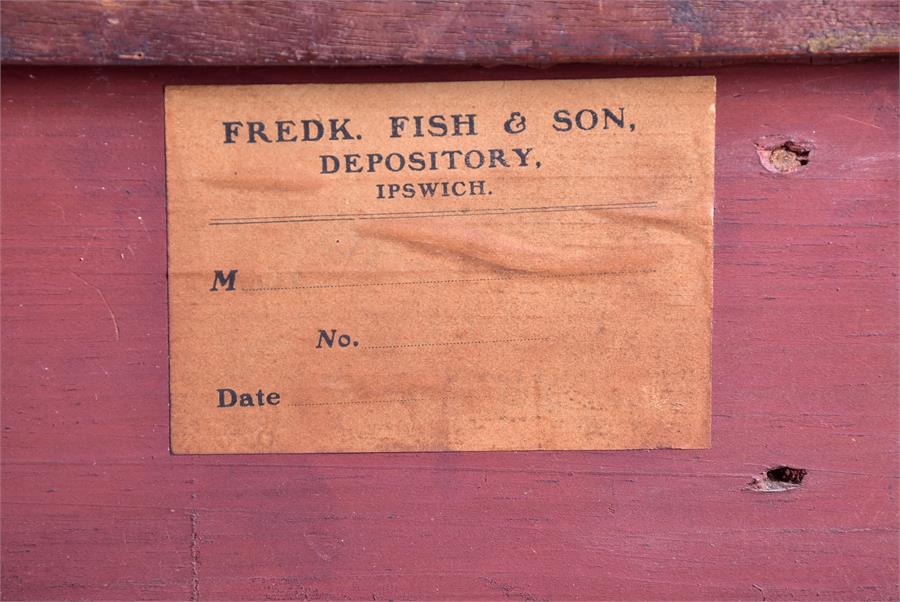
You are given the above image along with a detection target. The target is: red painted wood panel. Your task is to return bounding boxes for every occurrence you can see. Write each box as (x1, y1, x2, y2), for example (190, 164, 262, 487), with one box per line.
(2, 61, 898, 600)
(3, 0, 898, 67)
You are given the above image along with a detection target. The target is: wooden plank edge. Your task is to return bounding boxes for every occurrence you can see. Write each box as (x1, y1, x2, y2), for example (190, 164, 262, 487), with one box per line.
(2, 0, 898, 67)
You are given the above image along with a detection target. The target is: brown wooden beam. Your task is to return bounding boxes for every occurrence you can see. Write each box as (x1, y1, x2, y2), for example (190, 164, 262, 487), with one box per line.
(1, 0, 898, 67)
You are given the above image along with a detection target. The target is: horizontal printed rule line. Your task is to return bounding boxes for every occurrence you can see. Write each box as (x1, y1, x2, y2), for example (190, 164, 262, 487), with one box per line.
(290, 398, 429, 408)
(242, 268, 657, 292)
(363, 336, 554, 350)
(209, 201, 658, 226)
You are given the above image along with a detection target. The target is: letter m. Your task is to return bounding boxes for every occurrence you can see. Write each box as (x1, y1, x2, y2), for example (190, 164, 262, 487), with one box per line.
(210, 269, 238, 291)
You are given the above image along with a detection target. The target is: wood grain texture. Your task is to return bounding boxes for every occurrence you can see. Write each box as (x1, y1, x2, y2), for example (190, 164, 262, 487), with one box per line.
(1, 0, 899, 67)
(1, 61, 898, 600)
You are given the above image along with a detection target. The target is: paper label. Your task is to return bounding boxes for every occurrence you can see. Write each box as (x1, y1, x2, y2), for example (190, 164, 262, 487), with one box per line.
(165, 76, 715, 453)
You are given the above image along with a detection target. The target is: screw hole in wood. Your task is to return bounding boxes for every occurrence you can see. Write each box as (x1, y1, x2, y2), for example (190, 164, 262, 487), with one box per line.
(747, 465, 808, 492)
(756, 139, 811, 174)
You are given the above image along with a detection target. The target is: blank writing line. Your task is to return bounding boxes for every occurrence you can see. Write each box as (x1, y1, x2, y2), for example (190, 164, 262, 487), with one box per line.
(243, 269, 656, 292)
(210, 201, 657, 226)
(291, 398, 428, 408)
(364, 337, 553, 350)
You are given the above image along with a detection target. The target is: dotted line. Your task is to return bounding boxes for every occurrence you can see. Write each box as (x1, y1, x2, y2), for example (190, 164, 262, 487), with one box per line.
(364, 337, 552, 350)
(291, 398, 436, 407)
(243, 269, 656, 292)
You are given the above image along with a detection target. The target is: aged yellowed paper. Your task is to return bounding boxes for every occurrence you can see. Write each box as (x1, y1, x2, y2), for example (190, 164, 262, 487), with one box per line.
(166, 77, 715, 453)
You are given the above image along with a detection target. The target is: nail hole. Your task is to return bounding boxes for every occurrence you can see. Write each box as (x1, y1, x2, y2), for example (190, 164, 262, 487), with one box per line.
(756, 140, 811, 174)
(766, 465, 807, 484)
(747, 465, 807, 492)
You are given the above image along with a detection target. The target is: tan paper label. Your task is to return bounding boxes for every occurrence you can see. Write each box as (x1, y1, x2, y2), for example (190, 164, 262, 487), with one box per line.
(166, 77, 715, 454)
